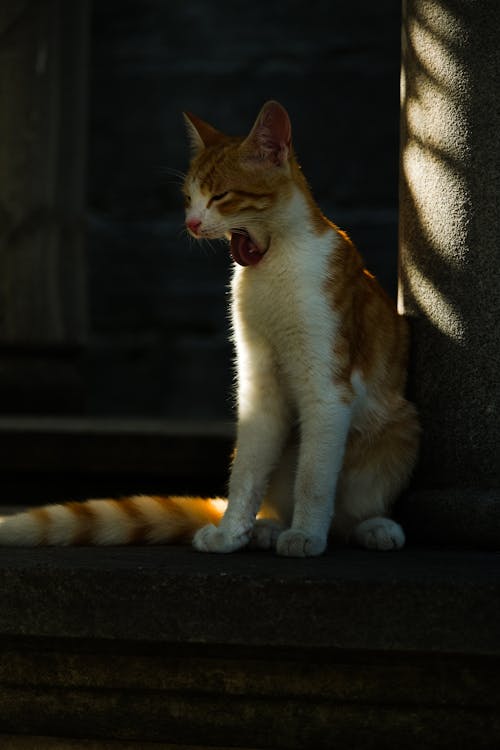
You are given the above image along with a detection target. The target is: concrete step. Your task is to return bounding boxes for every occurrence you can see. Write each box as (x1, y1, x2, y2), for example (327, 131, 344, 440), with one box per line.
(0, 542, 498, 748)
(0, 417, 233, 504)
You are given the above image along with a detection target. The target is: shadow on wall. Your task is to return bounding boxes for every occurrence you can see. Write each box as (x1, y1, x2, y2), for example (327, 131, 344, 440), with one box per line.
(398, 0, 499, 490)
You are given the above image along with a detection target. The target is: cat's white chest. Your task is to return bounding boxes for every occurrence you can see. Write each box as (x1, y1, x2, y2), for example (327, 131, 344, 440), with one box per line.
(231, 229, 341, 408)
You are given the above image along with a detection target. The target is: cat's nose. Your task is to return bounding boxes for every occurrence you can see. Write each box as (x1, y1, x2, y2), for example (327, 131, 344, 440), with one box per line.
(186, 217, 202, 236)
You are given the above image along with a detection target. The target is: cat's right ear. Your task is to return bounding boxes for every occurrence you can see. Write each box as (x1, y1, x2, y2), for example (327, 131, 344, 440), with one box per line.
(183, 112, 223, 154)
(242, 101, 292, 167)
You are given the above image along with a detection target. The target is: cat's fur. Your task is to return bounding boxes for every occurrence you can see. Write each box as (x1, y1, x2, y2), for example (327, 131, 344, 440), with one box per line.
(0, 101, 419, 556)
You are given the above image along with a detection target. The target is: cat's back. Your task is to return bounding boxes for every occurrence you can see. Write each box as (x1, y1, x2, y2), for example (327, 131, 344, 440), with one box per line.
(324, 227, 408, 388)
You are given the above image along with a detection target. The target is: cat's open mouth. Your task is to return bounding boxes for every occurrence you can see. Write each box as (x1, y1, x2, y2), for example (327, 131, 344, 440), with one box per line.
(230, 230, 267, 267)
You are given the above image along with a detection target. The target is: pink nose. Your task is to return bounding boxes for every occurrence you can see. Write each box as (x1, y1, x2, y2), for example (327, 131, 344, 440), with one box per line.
(187, 218, 202, 235)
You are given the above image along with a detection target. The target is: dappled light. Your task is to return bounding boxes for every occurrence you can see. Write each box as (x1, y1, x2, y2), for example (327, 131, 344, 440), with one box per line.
(399, 0, 471, 340)
(398, 0, 499, 489)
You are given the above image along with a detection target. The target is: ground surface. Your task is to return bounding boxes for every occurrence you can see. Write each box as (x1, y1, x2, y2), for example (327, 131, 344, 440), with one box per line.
(0, 540, 498, 653)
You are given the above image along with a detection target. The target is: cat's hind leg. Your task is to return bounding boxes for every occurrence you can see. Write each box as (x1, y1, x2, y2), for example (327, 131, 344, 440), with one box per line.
(352, 517, 405, 550)
(333, 399, 419, 551)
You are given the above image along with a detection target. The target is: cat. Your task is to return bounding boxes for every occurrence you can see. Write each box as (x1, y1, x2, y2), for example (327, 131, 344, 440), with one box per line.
(0, 101, 419, 556)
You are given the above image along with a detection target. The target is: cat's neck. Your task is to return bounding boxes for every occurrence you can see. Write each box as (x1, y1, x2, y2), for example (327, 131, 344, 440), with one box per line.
(287, 157, 334, 237)
(261, 158, 336, 250)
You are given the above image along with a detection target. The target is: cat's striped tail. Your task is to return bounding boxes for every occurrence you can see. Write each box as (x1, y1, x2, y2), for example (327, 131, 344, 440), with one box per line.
(0, 495, 227, 546)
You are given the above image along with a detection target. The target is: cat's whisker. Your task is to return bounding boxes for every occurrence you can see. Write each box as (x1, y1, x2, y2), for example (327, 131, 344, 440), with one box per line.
(178, 226, 204, 256)
(155, 167, 189, 190)
(164, 179, 187, 187)
(203, 239, 216, 255)
(158, 166, 188, 180)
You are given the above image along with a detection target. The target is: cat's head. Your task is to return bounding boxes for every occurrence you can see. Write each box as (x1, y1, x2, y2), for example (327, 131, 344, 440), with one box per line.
(183, 101, 295, 266)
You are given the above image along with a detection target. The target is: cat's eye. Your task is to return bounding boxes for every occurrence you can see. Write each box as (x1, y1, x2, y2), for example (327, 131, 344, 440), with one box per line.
(184, 195, 191, 207)
(212, 191, 229, 202)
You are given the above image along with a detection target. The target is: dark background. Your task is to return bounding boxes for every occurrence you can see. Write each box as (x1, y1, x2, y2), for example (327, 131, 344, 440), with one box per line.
(83, 0, 401, 420)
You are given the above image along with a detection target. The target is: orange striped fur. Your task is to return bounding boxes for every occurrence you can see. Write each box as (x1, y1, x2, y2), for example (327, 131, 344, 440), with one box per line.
(0, 496, 227, 547)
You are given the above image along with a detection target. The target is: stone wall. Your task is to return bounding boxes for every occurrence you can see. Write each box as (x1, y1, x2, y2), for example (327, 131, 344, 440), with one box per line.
(0, 0, 89, 414)
(84, 0, 402, 418)
(397, 0, 500, 547)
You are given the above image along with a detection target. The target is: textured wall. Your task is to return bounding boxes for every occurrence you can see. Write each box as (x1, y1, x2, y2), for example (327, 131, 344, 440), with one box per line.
(0, 0, 89, 414)
(399, 0, 500, 490)
(85, 0, 402, 418)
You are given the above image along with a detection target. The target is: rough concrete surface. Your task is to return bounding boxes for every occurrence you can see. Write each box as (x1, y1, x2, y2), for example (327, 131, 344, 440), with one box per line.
(0, 543, 498, 654)
(399, 0, 500, 490)
(0, 539, 498, 747)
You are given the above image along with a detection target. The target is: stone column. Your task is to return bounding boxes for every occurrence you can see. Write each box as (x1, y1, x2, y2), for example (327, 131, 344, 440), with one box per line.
(0, 1, 89, 412)
(398, 0, 500, 545)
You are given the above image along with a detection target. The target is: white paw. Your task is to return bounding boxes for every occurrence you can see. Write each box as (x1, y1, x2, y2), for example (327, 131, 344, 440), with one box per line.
(192, 523, 251, 553)
(354, 517, 405, 551)
(249, 518, 285, 550)
(276, 529, 327, 557)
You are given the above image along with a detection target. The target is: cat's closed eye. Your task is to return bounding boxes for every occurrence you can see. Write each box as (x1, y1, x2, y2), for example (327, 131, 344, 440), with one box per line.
(212, 191, 229, 201)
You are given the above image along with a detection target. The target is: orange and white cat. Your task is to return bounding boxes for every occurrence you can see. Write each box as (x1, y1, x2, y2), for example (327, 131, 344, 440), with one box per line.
(0, 101, 419, 556)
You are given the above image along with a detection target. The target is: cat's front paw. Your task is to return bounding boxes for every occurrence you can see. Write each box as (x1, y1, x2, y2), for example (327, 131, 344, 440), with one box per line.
(193, 523, 251, 554)
(276, 529, 327, 557)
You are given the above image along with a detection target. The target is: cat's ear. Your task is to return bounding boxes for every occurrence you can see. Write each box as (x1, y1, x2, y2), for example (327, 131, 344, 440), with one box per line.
(242, 101, 292, 167)
(183, 111, 224, 154)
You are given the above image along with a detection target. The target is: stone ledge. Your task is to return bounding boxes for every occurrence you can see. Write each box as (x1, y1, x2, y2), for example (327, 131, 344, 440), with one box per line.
(1, 738, 203, 750)
(0, 639, 498, 748)
(0, 417, 233, 503)
(0, 544, 498, 654)
(0, 416, 234, 474)
(0, 543, 499, 747)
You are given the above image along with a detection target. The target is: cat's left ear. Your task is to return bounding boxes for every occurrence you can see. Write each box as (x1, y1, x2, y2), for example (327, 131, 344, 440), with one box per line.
(242, 101, 292, 167)
(183, 111, 224, 154)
